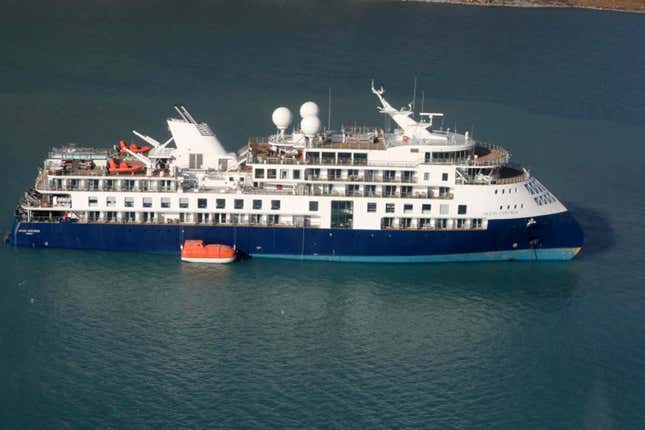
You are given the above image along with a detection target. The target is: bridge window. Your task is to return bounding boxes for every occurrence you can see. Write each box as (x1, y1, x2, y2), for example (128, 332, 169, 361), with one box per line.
(458, 205, 467, 215)
(253, 199, 262, 210)
(197, 198, 207, 209)
(234, 199, 243, 209)
(216, 199, 225, 209)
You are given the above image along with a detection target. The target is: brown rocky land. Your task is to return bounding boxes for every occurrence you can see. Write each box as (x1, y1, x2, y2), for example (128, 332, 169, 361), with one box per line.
(408, 0, 645, 12)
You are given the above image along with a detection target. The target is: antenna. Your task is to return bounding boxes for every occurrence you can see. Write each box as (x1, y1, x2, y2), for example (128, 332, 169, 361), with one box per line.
(327, 87, 332, 130)
(421, 90, 425, 115)
(412, 76, 417, 114)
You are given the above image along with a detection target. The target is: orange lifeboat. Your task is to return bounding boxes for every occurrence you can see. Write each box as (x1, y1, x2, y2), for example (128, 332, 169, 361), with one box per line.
(181, 240, 237, 263)
(119, 140, 151, 154)
(107, 158, 145, 174)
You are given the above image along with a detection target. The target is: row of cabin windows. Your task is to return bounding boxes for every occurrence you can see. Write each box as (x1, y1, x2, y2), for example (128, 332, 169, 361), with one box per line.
(499, 204, 525, 210)
(305, 152, 368, 165)
(90, 196, 292, 211)
(494, 187, 518, 194)
(424, 151, 471, 162)
(381, 217, 483, 229)
(255, 169, 301, 180)
(367, 202, 466, 215)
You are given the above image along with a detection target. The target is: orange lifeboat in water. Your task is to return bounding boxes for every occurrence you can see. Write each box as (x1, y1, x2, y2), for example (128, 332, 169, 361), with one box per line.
(181, 240, 237, 263)
(119, 140, 151, 154)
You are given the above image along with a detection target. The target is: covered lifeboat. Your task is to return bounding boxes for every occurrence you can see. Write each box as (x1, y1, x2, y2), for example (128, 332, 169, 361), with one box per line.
(107, 158, 145, 174)
(119, 140, 151, 154)
(181, 240, 237, 263)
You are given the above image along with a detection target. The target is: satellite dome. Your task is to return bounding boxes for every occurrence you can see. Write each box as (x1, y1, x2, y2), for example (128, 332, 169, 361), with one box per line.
(272, 107, 293, 130)
(300, 116, 321, 137)
(299, 101, 320, 118)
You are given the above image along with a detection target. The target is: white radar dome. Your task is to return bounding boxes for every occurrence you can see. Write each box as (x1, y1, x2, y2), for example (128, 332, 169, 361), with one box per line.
(299, 101, 320, 118)
(300, 116, 322, 137)
(272, 107, 293, 130)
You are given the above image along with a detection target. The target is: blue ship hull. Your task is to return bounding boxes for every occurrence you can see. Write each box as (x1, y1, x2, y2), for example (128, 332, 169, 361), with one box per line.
(8, 211, 583, 262)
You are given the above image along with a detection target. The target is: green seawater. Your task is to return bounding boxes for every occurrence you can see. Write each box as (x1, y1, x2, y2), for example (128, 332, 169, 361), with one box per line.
(1, 1, 644, 428)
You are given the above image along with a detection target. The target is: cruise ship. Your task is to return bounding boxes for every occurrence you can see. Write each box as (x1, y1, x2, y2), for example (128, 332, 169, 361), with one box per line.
(9, 82, 584, 262)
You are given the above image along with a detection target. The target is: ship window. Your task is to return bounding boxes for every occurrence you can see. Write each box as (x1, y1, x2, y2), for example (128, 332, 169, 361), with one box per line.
(419, 218, 431, 228)
(458, 205, 467, 215)
(234, 199, 243, 209)
(253, 199, 262, 210)
(400, 218, 412, 228)
(425, 152, 431, 163)
(161, 198, 170, 209)
(404, 204, 413, 213)
(381, 217, 394, 229)
(88, 196, 98, 207)
(440, 204, 449, 215)
(143, 197, 152, 208)
(216, 199, 225, 209)
(472, 219, 483, 229)
(124, 197, 134, 208)
(354, 153, 367, 165)
(267, 214, 280, 224)
(424, 172, 430, 181)
(280, 170, 288, 179)
(322, 152, 335, 164)
(367, 202, 377, 212)
(197, 198, 207, 209)
(189, 153, 203, 169)
(502, 189, 505, 194)
(385, 203, 395, 213)
(179, 198, 189, 209)
(384, 170, 396, 181)
(422, 204, 431, 214)
(309, 201, 318, 212)
(267, 169, 277, 179)
(495, 189, 498, 194)
(338, 153, 351, 165)
(293, 170, 301, 179)
(255, 168, 265, 179)
(271, 200, 280, 210)
(331, 201, 353, 228)
(442, 173, 448, 181)
(410, 148, 419, 153)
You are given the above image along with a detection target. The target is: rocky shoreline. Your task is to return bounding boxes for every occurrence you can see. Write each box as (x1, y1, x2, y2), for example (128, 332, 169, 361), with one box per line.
(403, 0, 645, 13)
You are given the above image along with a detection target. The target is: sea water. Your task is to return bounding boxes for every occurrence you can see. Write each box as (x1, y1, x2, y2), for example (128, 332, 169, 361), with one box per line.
(1, 1, 644, 427)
